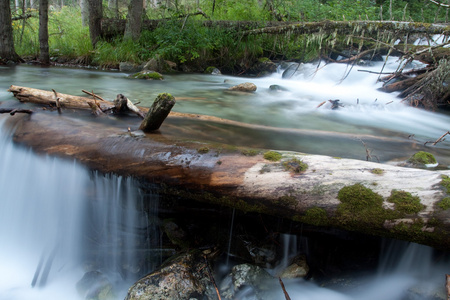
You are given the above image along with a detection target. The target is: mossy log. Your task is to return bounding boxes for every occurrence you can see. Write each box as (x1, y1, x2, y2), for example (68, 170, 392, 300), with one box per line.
(139, 93, 176, 132)
(4, 86, 450, 250)
(101, 19, 450, 38)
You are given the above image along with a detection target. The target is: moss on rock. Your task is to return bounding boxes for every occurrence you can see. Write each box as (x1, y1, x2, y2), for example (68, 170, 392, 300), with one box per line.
(437, 197, 450, 210)
(407, 151, 437, 166)
(441, 175, 450, 194)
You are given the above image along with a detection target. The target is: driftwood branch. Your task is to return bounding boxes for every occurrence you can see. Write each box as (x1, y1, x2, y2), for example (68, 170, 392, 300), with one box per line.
(424, 131, 450, 146)
(82, 89, 107, 102)
(428, 0, 450, 7)
(87, 101, 106, 116)
(139, 93, 176, 132)
(278, 277, 291, 300)
(0, 108, 33, 115)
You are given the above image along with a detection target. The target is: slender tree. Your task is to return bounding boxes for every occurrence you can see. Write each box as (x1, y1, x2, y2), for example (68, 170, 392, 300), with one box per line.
(88, 0, 102, 47)
(39, 0, 50, 64)
(124, 0, 143, 41)
(80, 0, 89, 26)
(0, 0, 21, 62)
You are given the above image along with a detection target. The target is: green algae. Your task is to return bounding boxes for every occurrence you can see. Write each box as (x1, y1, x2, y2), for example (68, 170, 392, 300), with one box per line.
(302, 207, 329, 226)
(371, 168, 384, 175)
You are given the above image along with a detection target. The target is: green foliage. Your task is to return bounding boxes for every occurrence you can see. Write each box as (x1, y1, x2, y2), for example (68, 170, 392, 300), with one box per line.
(371, 168, 384, 175)
(13, 7, 92, 60)
(441, 175, 450, 194)
(437, 197, 450, 210)
(263, 151, 282, 161)
(93, 38, 146, 67)
(387, 190, 425, 214)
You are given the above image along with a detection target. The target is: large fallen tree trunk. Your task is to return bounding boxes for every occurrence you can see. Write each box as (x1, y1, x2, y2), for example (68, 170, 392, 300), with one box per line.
(4, 86, 450, 250)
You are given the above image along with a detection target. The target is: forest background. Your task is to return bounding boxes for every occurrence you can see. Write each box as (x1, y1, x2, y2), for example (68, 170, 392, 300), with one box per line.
(3, 0, 450, 74)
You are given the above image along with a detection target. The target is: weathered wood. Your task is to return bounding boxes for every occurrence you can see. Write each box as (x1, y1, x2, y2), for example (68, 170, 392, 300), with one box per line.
(114, 94, 145, 118)
(139, 93, 176, 132)
(0, 108, 33, 115)
(87, 101, 105, 116)
(380, 73, 428, 93)
(3, 110, 450, 251)
(446, 274, 450, 299)
(8, 85, 115, 111)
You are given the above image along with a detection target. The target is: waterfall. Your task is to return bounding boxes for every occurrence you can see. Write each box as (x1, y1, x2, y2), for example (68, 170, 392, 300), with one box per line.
(0, 115, 159, 300)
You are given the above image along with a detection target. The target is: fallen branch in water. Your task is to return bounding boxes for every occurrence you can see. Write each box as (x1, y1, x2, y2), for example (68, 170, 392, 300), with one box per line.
(424, 131, 450, 146)
(278, 277, 291, 300)
(0, 108, 33, 115)
(203, 255, 221, 300)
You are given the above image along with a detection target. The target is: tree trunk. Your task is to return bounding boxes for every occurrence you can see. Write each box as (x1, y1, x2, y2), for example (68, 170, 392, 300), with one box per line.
(80, 0, 89, 26)
(0, 0, 21, 62)
(124, 0, 144, 41)
(88, 0, 103, 47)
(139, 93, 176, 132)
(39, 0, 50, 65)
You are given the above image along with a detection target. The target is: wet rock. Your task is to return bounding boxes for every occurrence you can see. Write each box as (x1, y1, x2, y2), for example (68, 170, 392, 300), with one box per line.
(220, 263, 273, 299)
(129, 70, 164, 80)
(205, 66, 222, 75)
(407, 151, 438, 168)
(228, 82, 257, 93)
(277, 254, 310, 279)
(142, 55, 175, 73)
(269, 85, 289, 92)
(250, 58, 277, 76)
(162, 219, 190, 249)
(125, 251, 216, 300)
(119, 62, 143, 73)
(76, 271, 115, 300)
(282, 63, 300, 79)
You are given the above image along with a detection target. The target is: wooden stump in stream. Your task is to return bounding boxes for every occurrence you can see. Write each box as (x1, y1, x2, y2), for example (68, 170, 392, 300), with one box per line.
(139, 93, 176, 132)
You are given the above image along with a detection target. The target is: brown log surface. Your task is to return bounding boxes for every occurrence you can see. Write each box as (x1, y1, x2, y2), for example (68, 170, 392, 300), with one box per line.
(4, 85, 450, 250)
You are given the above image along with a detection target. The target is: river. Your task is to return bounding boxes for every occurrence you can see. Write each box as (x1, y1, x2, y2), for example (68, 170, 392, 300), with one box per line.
(0, 61, 449, 299)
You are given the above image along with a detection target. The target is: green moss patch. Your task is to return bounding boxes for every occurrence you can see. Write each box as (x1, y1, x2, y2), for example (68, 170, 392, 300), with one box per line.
(302, 207, 329, 226)
(197, 147, 210, 154)
(263, 151, 282, 161)
(371, 168, 384, 175)
(130, 71, 164, 80)
(437, 197, 450, 210)
(387, 190, 425, 214)
(441, 175, 450, 194)
(282, 158, 308, 173)
(241, 149, 259, 156)
(407, 151, 437, 166)
(336, 183, 387, 227)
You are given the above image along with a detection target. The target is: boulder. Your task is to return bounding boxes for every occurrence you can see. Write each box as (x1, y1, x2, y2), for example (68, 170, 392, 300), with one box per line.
(228, 82, 257, 93)
(119, 62, 143, 73)
(125, 251, 216, 300)
(142, 55, 175, 73)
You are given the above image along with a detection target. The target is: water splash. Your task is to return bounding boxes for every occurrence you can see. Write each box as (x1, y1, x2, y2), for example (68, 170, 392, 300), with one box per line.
(0, 116, 159, 300)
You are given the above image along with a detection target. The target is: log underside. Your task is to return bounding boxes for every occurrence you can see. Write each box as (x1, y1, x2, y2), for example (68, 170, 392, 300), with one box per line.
(4, 85, 450, 250)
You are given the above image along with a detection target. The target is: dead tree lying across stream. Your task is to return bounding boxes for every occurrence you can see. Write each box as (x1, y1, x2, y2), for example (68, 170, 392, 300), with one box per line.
(4, 84, 450, 251)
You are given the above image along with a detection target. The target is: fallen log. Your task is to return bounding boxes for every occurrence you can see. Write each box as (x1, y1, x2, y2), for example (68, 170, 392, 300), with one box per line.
(2, 94, 450, 251)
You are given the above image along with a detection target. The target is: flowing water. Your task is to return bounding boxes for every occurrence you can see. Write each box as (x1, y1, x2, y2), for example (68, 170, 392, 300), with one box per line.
(0, 61, 449, 299)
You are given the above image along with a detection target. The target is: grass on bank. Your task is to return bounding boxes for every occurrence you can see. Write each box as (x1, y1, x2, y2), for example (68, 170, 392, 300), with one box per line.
(11, 0, 450, 69)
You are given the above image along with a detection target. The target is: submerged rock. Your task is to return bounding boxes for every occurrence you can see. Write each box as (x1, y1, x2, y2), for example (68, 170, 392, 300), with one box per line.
(76, 271, 115, 300)
(220, 263, 273, 299)
(125, 251, 216, 300)
(277, 254, 310, 279)
(129, 70, 164, 80)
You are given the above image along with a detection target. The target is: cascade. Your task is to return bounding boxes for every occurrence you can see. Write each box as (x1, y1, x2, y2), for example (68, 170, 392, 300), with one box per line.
(0, 115, 159, 300)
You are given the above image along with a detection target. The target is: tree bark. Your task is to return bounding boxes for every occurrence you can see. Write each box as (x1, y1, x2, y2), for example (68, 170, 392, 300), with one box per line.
(39, 0, 50, 65)
(80, 0, 89, 27)
(139, 93, 176, 132)
(88, 0, 103, 47)
(124, 0, 144, 41)
(0, 0, 21, 62)
(4, 110, 450, 251)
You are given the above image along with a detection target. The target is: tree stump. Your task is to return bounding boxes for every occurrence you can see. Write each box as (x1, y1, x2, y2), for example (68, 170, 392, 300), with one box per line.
(139, 93, 176, 132)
